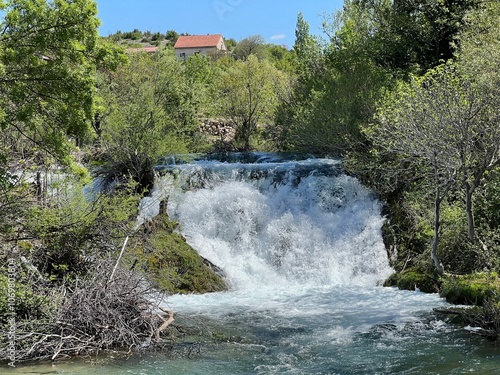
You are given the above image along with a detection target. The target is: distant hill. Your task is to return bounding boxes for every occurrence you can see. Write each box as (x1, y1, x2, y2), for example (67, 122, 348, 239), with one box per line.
(104, 29, 181, 49)
(104, 29, 238, 52)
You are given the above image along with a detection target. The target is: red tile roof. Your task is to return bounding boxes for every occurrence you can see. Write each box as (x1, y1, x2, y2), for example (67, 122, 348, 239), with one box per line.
(174, 34, 223, 49)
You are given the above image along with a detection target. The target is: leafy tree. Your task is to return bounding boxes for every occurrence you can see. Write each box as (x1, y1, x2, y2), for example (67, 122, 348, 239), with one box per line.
(451, 1, 500, 242)
(224, 37, 237, 52)
(0, 0, 101, 163)
(90, 39, 128, 142)
(216, 55, 289, 151)
(294, 12, 323, 77)
(339, 0, 480, 75)
(272, 12, 323, 151)
(165, 30, 179, 46)
(233, 35, 267, 60)
(0, 0, 106, 241)
(266, 44, 296, 72)
(369, 51, 500, 274)
(98, 50, 200, 192)
(27, 178, 139, 280)
(109, 30, 123, 42)
(279, 7, 392, 155)
(369, 72, 458, 274)
(122, 29, 143, 40)
(184, 54, 219, 118)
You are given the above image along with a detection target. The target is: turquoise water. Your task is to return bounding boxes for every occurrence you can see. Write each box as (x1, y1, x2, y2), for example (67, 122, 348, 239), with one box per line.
(6, 287, 499, 374)
(4, 155, 499, 374)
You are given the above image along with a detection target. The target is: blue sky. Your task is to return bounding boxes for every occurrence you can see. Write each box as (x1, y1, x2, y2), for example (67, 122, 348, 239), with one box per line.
(96, 0, 345, 49)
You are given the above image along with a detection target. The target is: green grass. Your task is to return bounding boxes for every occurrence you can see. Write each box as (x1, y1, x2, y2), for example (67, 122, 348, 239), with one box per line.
(440, 272, 499, 305)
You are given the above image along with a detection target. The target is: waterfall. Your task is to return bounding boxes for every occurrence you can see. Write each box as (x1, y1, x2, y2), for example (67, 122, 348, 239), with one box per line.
(141, 153, 393, 291)
(31, 154, 487, 374)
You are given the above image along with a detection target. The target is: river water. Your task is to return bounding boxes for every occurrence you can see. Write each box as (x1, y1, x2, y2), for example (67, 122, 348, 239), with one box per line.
(6, 154, 499, 374)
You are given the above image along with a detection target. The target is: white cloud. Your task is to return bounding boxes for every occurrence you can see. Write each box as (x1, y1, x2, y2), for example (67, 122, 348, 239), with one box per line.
(270, 34, 286, 40)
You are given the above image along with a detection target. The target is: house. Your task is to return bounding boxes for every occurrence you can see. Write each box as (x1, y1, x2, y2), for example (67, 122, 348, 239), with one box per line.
(174, 34, 226, 59)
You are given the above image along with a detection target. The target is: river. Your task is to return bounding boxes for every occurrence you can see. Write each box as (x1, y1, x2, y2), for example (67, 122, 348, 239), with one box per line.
(6, 153, 499, 374)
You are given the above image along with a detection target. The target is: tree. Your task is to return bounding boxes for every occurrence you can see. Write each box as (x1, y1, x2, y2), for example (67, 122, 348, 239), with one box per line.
(293, 12, 323, 79)
(0, 0, 104, 240)
(265, 44, 295, 73)
(165, 30, 179, 47)
(357, 0, 480, 75)
(369, 73, 457, 274)
(0, 0, 101, 162)
(98, 50, 200, 192)
(224, 37, 237, 52)
(279, 6, 391, 155)
(369, 51, 500, 274)
(216, 55, 289, 151)
(233, 35, 267, 60)
(451, 1, 500, 241)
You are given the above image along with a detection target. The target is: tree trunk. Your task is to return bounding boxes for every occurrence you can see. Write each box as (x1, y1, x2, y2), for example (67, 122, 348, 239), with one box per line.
(36, 171, 43, 202)
(431, 185, 444, 275)
(239, 119, 252, 152)
(244, 133, 250, 152)
(464, 182, 476, 241)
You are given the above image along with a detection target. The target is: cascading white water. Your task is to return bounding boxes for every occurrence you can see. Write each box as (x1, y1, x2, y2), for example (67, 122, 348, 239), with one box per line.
(178, 166, 391, 289)
(160, 157, 394, 291)
(135, 154, 471, 375)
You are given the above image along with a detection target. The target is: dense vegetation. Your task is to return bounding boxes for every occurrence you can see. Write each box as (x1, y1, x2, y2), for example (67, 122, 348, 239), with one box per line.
(1, 0, 499, 364)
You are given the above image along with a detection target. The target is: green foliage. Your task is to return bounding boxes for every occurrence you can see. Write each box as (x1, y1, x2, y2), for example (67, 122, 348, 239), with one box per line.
(94, 38, 129, 72)
(293, 12, 322, 77)
(233, 35, 267, 60)
(281, 0, 480, 155)
(122, 29, 143, 41)
(215, 55, 290, 151)
(26, 177, 139, 280)
(336, 0, 480, 75)
(224, 37, 237, 51)
(265, 44, 296, 73)
(367, 55, 500, 272)
(183, 54, 221, 121)
(165, 30, 179, 46)
(98, 49, 202, 191)
(286, 59, 390, 155)
(440, 273, 500, 305)
(0, 273, 50, 323)
(278, 7, 394, 155)
(0, 0, 101, 161)
(476, 168, 500, 231)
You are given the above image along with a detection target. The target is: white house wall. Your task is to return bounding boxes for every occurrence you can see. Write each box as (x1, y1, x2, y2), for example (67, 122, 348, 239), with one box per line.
(175, 47, 219, 59)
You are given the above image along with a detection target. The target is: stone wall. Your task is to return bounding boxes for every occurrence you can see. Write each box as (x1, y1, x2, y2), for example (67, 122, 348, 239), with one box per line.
(200, 118, 235, 142)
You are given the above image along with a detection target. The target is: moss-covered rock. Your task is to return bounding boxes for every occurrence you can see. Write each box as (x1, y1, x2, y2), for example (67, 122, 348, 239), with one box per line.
(127, 213, 228, 294)
(383, 268, 441, 293)
(440, 272, 500, 305)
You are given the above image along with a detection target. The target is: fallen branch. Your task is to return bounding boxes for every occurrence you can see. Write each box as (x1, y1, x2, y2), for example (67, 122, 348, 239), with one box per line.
(109, 236, 129, 283)
(155, 308, 174, 342)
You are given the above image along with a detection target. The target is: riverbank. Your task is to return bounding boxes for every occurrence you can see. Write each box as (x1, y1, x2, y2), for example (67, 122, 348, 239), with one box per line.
(0, 205, 227, 365)
(385, 268, 500, 340)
